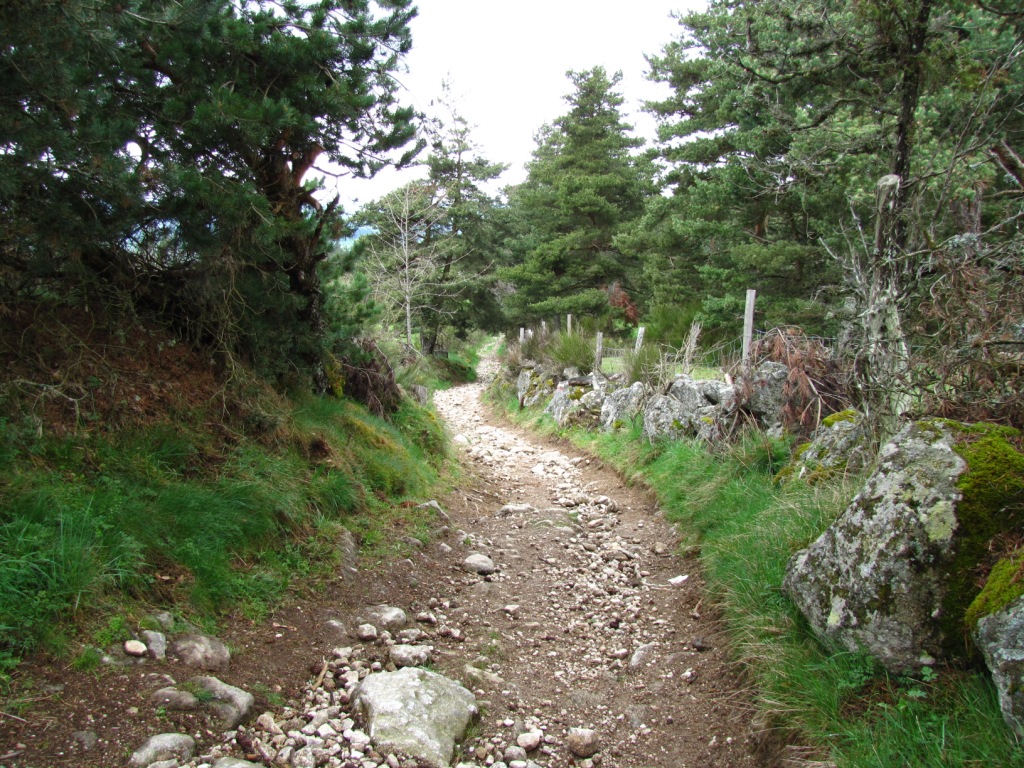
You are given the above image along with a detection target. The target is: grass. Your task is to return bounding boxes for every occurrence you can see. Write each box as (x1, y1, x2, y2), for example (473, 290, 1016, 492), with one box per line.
(0, 384, 451, 663)
(495, 387, 1024, 767)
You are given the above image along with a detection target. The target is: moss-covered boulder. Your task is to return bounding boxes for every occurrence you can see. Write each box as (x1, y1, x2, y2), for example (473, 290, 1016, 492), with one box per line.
(778, 409, 872, 484)
(975, 595, 1024, 740)
(783, 419, 1024, 673)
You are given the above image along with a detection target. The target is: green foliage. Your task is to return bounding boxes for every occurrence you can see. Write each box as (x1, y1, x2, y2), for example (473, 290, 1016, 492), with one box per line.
(1, 0, 419, 391)
(543, 333, 596, 374)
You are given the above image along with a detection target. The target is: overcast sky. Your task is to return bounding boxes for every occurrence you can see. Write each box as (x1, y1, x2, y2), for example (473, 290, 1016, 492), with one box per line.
(328, 0, 707, 211)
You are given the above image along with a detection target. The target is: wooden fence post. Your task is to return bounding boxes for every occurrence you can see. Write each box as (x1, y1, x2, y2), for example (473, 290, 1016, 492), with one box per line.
(742, 289, 757, 365)
(634, 326, 646, 353)
(566, 314, 573, 335)
(519, 327, 525, 344)
(595, 332, 604, 371)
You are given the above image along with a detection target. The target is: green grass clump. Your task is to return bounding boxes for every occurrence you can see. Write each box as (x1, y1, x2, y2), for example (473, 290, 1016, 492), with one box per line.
(501, 394, 1024, 766)
(544, 332, 596, 374)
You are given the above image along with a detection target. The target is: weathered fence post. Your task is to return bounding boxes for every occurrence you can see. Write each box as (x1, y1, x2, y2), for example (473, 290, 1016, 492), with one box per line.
(541, 320, 548, 338)
(566, 314, 573, 335)
(519, 327, 525, 344)
(742, 289, 757, 365)
(595, 331, 604, 371)
(634, 326, 645, 353)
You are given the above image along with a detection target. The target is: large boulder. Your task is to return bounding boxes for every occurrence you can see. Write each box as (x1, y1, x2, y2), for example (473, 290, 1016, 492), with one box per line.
(643, 375, 732, 441)
(976, 595, 1024, 739)
(600, 382, 652, 431)
(784, 420, 1024, 673)
(353, 667, 478, 767)
(779, 409, 872, 483)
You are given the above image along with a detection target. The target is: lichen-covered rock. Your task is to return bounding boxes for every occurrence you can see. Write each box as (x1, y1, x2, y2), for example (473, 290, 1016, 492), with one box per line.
(600, 382, 652, 431)
(516, 367, 557, 408)
(784, 420, 1024, 673)
(642, 395, 718, 442)
(737, 361, 788, 423)
(545, 380, 592, 427)
(781, 409, 871, 483)
(976, 595, 1024, 739)
(643, 376, 731, 442)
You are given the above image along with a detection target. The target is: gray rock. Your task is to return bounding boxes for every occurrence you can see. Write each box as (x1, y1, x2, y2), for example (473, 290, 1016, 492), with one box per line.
(417, 500, 451, 524)
(600, 382, 652, 431)
(783, 420, 973, 672)
(390, 644, 433, 668)
(188, 675, 255, 728)
(291, 746, 316, 768)
(168, 634, 230, 672)
(785, 409, 871, 482)
(71, 730, 97, 750)
(496, 503, 534, 517)
(545, 381, 592, 427)
(356, 623, 379, 641)
(213, 758, 263, 768)
(566, 727, 600, 758)
(976, 595, 1024, 739)
(124, 639, 148, 657)
(150, 686, 199, 711)
(463, 554, 496, 575)
(140, 630, 167, 660)
(667, 375, 709, 413)
(516, 730, 541, 751)
(147, 612, 175, 631)
(353, 667, 478, 767)
(517, 368, 557, 408)
(363, 605, 408, 631)
(503, 745, 528, 762)
(128, 733, 195, 768)
(738, 361, 788, 422)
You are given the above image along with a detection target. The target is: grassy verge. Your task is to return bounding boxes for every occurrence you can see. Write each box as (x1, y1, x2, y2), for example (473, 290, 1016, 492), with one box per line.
(0, 385, 449, 675)
(492, 389, 1023, 767)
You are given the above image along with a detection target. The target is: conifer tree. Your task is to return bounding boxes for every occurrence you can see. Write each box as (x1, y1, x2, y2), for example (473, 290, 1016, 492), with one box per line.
(501, 67, 652, 327)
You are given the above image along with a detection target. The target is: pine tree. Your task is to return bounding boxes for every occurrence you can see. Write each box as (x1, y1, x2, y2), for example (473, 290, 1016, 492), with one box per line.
(501, 67, 652, 327)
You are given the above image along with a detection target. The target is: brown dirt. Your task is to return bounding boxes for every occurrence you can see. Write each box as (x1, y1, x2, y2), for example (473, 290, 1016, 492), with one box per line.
(0, 365, 765, 768)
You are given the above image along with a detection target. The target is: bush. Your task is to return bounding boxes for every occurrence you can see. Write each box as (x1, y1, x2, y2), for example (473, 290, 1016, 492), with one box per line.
(544, 332, 595, 374)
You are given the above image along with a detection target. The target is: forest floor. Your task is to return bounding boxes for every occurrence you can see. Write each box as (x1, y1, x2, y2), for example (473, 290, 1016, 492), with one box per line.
(0, 356, 765, 768)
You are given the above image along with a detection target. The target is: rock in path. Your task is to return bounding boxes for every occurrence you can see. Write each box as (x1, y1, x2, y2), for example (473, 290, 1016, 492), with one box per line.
(353, 667, 478, 767)
(128, 733, 195, 768)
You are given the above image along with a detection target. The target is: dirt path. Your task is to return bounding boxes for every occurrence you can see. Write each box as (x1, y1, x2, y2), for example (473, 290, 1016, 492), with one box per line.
(419, 358, 761, 768)
(0, 357, 764, 768)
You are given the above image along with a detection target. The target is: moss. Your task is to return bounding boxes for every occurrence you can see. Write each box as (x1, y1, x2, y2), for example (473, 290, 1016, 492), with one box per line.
(941, 423, 1024, 653)
(822, 409, 859, 428)
(965, 553, 1024, 629)
(568, 388, 585, 402)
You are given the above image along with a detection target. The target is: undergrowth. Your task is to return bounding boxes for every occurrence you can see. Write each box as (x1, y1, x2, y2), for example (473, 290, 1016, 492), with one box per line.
(495, 389, 1024, 767)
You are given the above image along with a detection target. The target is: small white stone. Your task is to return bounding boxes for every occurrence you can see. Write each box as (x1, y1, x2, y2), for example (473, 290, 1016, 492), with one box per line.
(124, 640, 148, 657)
(668, 574, 689, 586)
(516, 731, 542, 751)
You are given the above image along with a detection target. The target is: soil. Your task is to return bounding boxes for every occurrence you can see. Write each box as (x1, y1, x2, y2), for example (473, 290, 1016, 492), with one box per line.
(0, 358, 764, 768)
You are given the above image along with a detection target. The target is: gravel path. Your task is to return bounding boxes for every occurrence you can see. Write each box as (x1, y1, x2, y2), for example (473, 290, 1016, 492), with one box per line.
(424, 357, 761, 768)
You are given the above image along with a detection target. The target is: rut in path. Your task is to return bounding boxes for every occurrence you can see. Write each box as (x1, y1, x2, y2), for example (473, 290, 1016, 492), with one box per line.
(426, 358, 763, 768)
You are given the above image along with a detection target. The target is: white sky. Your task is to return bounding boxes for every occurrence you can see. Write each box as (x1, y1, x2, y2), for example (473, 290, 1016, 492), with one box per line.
(328, 0, 707, 211)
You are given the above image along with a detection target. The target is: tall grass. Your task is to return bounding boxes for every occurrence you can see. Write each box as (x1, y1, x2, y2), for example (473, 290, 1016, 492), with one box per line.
(508, 398, 1024, 766)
